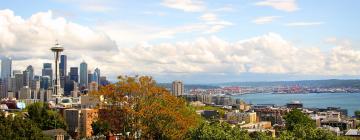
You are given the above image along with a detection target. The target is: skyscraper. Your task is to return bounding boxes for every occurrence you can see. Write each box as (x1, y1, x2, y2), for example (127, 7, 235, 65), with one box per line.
(60, 55, 67, 88)
(42, 63, 53, 86)
(171, 80, 184, 96)
(1, 57, 12, 78)
(93, 68, 100, 86)
(26, 65, 34, 81)
(23, 70, 30, 87)
(80, 61, 88, 88)
(69, 67, 79, 82)
(88, 70, 93, 84)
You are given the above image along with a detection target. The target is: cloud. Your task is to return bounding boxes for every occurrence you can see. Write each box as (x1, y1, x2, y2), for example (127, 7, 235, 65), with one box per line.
(199, 13, 233, 33)
(79, 4, 114, 12)
(161, 0, 205, 12)
(255, 0, 299, 12)
(200, 13, 217, 21)
(112, 32, 360, 77)
(285, 22, 324, 26)
(0, 9, 117, 76)
(2, 9, 360, 82)
(213, 5, 235, 12)
(253, 16, 281, 24)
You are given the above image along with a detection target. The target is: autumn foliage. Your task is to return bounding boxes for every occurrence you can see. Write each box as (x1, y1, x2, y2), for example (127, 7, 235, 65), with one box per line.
(92, 76, 200, 139)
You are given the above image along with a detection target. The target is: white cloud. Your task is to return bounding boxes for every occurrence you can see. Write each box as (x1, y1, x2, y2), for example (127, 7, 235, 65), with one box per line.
(0, 9, 117, 76)
(1, 9, 360, 82)
(253, 16, 281, 24)
(200, 13, 217, 21)
(112, 32, 360, 76)
(285, 22, 324, 26)
(255, 0, 299, 12)
(199, 13, 233, 33)
(161, 0, 205, 12)
(79, 4, 114, 12)
(213, 5, 235, 12)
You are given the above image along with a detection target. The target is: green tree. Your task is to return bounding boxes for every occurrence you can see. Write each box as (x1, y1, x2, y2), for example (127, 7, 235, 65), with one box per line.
(280, 109, 338, 140)
(249, 131, 273, 140)
(355, 110, 360, 119)
(0, 111, 51, 140)
(187, 121, 251, 140)
(283, 109, 315, 131)
(27, 102, 67, 130)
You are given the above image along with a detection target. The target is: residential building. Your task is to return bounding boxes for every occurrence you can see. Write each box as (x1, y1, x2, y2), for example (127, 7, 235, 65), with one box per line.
(171, 80, 183, 96)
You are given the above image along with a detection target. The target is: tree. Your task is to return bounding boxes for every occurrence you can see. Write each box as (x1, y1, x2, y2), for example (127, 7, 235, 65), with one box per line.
(93, 76, 201, 139)
(27, 102, 67, 130)
(187, 121, 251, 140)
(283, 109, 315, 131)
(355, 110, 360, 119)
(0, 111, 51, 140)
(281, 109, 337, 140)
(92, 120, 110, 136)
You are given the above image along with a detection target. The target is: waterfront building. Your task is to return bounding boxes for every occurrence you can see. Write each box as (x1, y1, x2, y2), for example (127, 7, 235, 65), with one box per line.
(80, 61, 88, 88)
(286, 101, 303, 109)
(171, 80, 184, 96)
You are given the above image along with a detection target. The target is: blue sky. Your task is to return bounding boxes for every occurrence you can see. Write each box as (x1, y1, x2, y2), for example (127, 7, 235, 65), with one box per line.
(1, 0, 360, 83)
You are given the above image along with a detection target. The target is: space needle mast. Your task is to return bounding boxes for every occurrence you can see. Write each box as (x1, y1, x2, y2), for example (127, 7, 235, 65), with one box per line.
(51, 41, 64, 97)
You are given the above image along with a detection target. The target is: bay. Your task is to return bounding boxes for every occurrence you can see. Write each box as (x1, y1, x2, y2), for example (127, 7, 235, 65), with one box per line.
(233, 93, 360, 116)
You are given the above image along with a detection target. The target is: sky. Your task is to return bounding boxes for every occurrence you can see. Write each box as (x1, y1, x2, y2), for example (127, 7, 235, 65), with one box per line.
(0, 0, 360, 84)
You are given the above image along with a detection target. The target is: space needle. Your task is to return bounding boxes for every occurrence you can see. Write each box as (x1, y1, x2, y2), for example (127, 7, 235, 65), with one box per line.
(51, 41, 64, 97)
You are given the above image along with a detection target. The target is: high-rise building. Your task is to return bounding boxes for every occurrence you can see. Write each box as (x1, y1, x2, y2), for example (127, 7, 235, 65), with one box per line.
(80, 61, 88, 88)
(171, 80, 184, 96)
(42, 63, 53, 86)
(60, 55, 67, 88)
(1, 57, 12, 78)
(14, 73, 24, 92)
(69, 67, 79, 82)
(26, 65, 34, 81)
(40, 76, 51, 90)
(93, 68, 100, 86)
(12, 70, 21, 76)
(23, 70, 30, 87)
(19, 86, 31, 99)
(26, 65, 34, 89)
(0, 79, 5, 98)
(87, 70, 93, 84)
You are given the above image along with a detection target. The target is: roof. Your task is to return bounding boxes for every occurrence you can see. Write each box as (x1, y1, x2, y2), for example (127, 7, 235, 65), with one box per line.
(42, 129, 68, 136)
(345, 129, 360, 136)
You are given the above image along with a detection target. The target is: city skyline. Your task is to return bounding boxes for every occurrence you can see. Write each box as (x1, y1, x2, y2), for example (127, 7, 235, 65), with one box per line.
(1, 0, 360, 83)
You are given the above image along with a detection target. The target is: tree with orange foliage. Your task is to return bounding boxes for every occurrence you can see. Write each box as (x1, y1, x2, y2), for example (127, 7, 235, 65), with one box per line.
(92, 76, 201, 139)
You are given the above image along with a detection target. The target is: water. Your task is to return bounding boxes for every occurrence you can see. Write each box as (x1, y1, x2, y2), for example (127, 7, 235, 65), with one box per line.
(233, 93, 360, 116)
